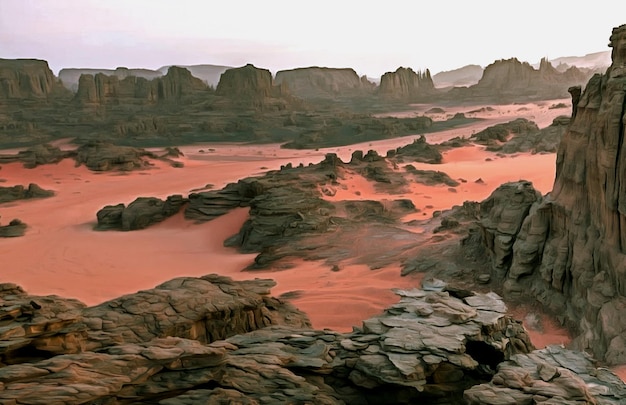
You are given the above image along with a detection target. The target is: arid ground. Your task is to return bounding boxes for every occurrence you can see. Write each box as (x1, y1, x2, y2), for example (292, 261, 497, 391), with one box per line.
(0, 98, 584, 365)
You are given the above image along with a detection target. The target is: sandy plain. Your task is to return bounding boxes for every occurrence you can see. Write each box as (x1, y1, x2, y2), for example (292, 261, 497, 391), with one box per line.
(0, 98, 581, 357)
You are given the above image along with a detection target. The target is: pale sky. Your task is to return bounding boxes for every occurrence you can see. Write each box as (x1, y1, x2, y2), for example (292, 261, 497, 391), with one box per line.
(0, 0, 623, 78)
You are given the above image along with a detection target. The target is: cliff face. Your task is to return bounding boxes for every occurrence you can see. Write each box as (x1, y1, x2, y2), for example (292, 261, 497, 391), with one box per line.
(378, 67, 435, 100)
(215, 64, 293, 109)
(74, 66, 208, 105)
(274, 67, 375, 99)
(499, 24, 626, 365)
(0, 59, 70, 100)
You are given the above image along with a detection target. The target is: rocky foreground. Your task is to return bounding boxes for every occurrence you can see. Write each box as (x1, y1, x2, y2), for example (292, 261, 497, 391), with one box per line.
(1, 275, 623, 404)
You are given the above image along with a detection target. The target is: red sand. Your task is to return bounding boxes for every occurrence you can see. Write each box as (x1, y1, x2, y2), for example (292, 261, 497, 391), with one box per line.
(0, 100, 604, 355)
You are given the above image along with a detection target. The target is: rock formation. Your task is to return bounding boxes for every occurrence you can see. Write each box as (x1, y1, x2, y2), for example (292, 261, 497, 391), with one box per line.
(0, 59, 70, 100)
(0, 218, 26, 237)
(1, 275, 622, 403)
(0, 275, 309, 363)
(0, 144, 71, 168)
(465, 345, 626, 404)
(215, 64, 274, 98)
(389, 135, 443, 163)
(96, 195, 187, 230)
(0, 183, 54, 204)
(274, 67, 376, 100)
(73, 141, 159, 171)
(215, 64, 290, 110)
(378, 67, 435, 100)
(74, 66, 208, 105)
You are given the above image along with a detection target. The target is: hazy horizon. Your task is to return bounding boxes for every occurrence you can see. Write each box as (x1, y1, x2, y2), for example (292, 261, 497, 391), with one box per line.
(0, 0, 623, 78)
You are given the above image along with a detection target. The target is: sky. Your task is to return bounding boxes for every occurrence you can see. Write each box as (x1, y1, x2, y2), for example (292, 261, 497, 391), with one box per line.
(0, 0, 624, 78)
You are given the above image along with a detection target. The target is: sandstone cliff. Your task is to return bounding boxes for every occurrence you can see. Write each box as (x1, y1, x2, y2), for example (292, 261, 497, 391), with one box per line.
(484, 24, 626, 365)
(0, 59, 70, 100)
(216, 63, 274, 99)
(215, 63, 292, 109)
(378, 67, 435, 100)
(274, 66, 375, 99)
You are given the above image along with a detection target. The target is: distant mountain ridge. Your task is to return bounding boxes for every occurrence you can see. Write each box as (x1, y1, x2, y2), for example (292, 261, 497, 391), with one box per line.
(432, 64, 483, 89)
(58, 67, 163, 91)
(156, 64, 232, 87)
(431, 50, 610, 89)
(532, 50, 611, 71)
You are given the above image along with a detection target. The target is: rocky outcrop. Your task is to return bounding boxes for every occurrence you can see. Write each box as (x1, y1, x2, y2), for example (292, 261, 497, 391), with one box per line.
(0, 59, 70, 100)
(0, 183, 54, 204)
(476, 181, 543, 275)
(73, 141, 158, 171)
(470, 25, 626, 366)
(74, 66, 208, 105)
(274, 67, 376, 99)
(465, 345, 626, 404)
(0, 275, 310, 365)
(156, 66, 209, 100)
(96, 195, 187, 230)
(486, 116, 570, 154)
(0, 144, 70, 168)
(450, 57, 591, 102)
(1, 276, 621, 404)
(0, 277, 541, 404)
(59, 67, 163, 91)
(216, 64, 278, 98)
(0, 218, 26, 237)
(405, 166, 460, 187)
(389, 135, 443, 163)
(472, 118, 540, 144)
(378, 67, 435, 100)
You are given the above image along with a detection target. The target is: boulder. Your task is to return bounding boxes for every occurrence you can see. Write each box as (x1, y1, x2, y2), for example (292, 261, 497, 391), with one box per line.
(95, 195, 187, 231)
(0, 218, 26, 237)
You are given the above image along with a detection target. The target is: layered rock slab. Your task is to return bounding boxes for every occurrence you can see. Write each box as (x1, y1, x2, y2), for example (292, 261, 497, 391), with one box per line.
(0, 280, 535, 404)
(0, 275, 310, 366)
(1, 275, 623, 403)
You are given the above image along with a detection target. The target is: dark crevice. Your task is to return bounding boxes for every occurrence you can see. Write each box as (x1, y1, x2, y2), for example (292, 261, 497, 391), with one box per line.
(465, 340, 504, 371)
(1, 346, 58, 365)
(117, 380, 223, 404)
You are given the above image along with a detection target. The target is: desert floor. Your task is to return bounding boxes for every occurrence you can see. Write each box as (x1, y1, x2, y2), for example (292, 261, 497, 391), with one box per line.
(1, 98, 598, 371)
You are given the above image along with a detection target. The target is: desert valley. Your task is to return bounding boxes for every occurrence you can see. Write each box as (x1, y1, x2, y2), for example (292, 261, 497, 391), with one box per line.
(1, 15, 626, 404)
